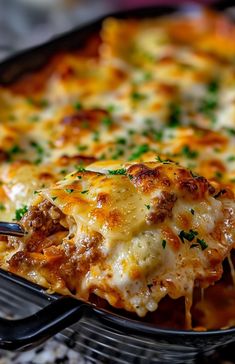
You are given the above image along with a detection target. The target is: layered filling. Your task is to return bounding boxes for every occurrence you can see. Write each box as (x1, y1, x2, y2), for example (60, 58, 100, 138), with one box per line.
(3, 161, 235, 329)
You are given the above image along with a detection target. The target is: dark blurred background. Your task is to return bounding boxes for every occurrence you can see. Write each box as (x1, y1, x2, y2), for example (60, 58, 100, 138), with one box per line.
(0, 0, 230, 60)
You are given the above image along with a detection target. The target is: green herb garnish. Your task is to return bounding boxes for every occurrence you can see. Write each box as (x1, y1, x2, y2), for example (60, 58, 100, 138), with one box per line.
(168, 102, 181, 127)
(77, 145, 88, 152)
(65, 189, 74, 194)
(116, 137, 126, 145)
(102, 116, 113, 128)
(199, 79, 219, 123)
(73, 101, 82, 110)
(0, 203, 5, 211)
(179, 229, 198, 243)
(214, 171, 223, 179)
(225, 128, 235, 136)
(15, 205, 28, 221)
(108, 168, 126, 175)
(197, 238, 208, 250)
(76, 166, 86, 172)
(181, 145, 198, 159)
(92, 131, 100, 142)
(162, 239, 167, 249)
(128, 144, 149, 161)
(156, 156, 171, 164)
(111, 148, 124, 160)
(131, 91, 147, 102)
(30, 141, 44, 156)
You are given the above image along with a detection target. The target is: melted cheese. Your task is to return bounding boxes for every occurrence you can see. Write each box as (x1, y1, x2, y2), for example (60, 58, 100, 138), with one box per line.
(0, 9, 235, 329)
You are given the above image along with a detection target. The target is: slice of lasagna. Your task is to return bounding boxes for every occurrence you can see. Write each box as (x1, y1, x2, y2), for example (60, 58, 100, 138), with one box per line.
(5, 160, 235, 328)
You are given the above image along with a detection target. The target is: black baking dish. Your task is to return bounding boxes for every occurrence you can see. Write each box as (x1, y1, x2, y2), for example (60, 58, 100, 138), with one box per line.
(0, 2, 235, 363)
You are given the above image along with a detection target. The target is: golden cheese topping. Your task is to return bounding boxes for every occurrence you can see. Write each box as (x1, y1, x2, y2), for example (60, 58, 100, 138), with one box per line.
(0, 9, 235, 329)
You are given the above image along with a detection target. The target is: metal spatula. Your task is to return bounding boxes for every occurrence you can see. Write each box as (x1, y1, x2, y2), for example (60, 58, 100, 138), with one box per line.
(0, 222, 25, 237)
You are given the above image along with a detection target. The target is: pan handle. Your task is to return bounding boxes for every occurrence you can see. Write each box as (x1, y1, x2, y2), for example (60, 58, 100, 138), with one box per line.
(0, 296, 86, 351)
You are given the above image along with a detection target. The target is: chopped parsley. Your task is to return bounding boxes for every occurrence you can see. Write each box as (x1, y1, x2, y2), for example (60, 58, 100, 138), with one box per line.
(179, 229, 198, 243)
(65, 189, 74, 194)
(128, 144, 150, 161)
(190, 244, 198, 249)
(131, 91, 147, 102)
(30, 141, 44, 156)
(77, 145, 88, 152)
(214, 171, 223, 180)
(153, 130, 163, 142)
(142, 127, 163, 142)
(0, 203, 5, 211)
(128, 129, 135, 135)
(8, 145, 23, 155)
(225, 127, 235, 136)
(199, 79, 219, 123)
(207, 79, 219, 93)
(156, 156, 171, 164)
(73, 101, 82, 110)
(116, 137, 127, 145)
(38, 99, 49, 108)
(111, 148, 124, 160)
(76, 166, 86, 172)
(81, 190, 89, 194)
(168, 102, 181, 127)
(7, 145, 24, 161)
(227, 155, 235, 162)
(52, 196, 57, 201)
(107, 104, 116, 113)
(181, 145, 198, 159)
(92, 131, 100, 142)
(102, 116, 113, 128)
(60, 169, 68, 175)
(162, 239, 167, 249)
(108, 168, 126, 175)
(197, 238, 208, 251)
(145, 204, 150, 210)
(15, 205, 28, 221)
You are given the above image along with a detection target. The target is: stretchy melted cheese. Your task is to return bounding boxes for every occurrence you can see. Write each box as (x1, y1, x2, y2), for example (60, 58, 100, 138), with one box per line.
(0, 9, 235, 329)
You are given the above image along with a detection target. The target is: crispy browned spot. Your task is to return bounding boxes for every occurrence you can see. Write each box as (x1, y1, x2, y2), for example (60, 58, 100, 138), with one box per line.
(162, 226, 181, 251)
(128, 164, 161, 193)
(57, 154, 96, 167)
(61, 109, 108, 129)
(178, 175, 215, 198)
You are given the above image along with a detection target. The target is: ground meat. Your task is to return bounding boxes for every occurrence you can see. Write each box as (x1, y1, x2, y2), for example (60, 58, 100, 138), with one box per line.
(146, 191, 177, 225)
(57, 154, 96, 167)
(21, 200, 65, 236)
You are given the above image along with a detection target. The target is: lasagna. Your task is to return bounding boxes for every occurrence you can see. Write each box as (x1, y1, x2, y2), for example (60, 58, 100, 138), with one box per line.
(0, 9, 235, 330)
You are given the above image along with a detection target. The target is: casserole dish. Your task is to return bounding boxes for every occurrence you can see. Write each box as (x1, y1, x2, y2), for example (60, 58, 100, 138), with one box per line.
(0, 2, 235, 362)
